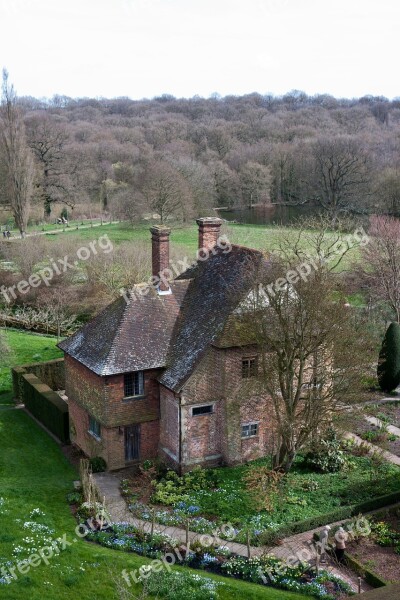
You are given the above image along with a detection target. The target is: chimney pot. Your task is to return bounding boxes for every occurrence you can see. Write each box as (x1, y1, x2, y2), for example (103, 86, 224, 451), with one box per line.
(150, 225, 171, 292)
(196, 217, 223, 251)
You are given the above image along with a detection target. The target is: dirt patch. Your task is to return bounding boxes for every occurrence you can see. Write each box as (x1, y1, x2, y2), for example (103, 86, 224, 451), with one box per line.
(350, 410, 400, 457)
(61, 443, 86, 470)
(347, 538, 400, 584)
(367, 401, 400, 429)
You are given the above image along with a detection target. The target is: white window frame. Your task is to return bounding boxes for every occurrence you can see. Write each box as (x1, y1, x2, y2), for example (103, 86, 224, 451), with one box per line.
(241, 422, 259, 438)
(124, 371, 145, 398)
(88, 415, 101, 440)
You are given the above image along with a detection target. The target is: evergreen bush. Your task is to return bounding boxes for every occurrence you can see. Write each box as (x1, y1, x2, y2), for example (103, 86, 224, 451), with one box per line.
(377, 322, 400, 392)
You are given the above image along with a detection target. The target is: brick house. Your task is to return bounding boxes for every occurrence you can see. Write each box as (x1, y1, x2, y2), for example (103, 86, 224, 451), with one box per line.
(59, 218, 274, 472)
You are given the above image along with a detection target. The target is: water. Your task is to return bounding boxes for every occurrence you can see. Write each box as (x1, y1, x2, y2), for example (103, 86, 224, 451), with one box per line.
(217, 204, 318, 226)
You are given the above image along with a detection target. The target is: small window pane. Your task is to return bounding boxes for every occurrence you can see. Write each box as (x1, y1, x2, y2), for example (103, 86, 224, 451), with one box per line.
(134, 371, 144, 395)
(241, 423, 258, 438)
(192, 405, 213, 416)
(124, 372, 144, 397)
(89, 416, 101, 439)
(124, 373, 134, 397)
(242, 358, 257, 378)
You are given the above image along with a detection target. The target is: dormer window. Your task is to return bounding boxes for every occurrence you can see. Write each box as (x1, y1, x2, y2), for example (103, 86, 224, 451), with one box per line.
(124, 371, 144, 397)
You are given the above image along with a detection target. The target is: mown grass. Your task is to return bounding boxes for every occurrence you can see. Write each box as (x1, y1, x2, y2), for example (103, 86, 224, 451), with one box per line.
(37, 220, 361, 269)
(0, 329, 63, 401)
(0, 330, 306, 599)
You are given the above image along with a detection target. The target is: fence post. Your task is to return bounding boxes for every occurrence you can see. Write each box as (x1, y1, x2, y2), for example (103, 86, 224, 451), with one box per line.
(247, 529, 251, 559)
(186, 519, 190, 554)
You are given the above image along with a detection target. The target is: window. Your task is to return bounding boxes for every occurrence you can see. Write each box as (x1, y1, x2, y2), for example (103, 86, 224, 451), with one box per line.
(192, 404, 214, 416)
(124, 371, 144, 397)
(242, 357, 257, 378)
(89, 416, 101, 439)
(241, 423, 259, 438)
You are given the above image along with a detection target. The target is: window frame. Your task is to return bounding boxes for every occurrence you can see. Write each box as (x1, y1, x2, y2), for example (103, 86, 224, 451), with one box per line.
(241, 356, 258, 379)
(88, 415, 101, 440)
(191, 404, 214, 417)
(124, 371, 145, 398)
(241, 422, 259, 438)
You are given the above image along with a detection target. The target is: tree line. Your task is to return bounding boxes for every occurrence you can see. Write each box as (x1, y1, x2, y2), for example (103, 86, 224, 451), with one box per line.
(1, 73, 400, 234)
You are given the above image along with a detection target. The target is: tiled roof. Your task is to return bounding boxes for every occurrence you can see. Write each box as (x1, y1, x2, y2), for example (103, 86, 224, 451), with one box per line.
(58, 280, 189, 376)
(159, 245, 265, 392)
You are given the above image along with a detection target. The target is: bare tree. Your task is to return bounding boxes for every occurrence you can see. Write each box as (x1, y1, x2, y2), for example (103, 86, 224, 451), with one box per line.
(361, 215, 400, 323)
(311, 136, 371, 222)
(143, 161, 192, 223)
(0, 69, 34, 237)
(26, 113, 78, 217)
(237, 221, 371, 472)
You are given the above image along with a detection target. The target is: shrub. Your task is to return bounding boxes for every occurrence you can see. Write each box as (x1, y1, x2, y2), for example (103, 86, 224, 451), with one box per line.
(377, 322, 400, 392)
(66, 491, 82, 504)
(89, 456, 107, 473)
(305, 428, 348, 473)
(151, 466, 212, 505)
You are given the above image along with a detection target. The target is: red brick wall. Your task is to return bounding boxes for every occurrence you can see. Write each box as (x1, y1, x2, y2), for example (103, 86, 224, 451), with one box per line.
(68, 398, 159, 471)
(64, 356, 161, 427)
(65, 355, 106, 422)
(159, 385, 180, 468)
(105, 368, 161, 427)
(179, 345, 274, 469)
(65, 355, 161, 470)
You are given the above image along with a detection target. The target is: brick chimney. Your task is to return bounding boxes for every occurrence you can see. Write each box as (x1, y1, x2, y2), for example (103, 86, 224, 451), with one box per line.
(150, 225, 171, 292)
(196, 217, 223, 251)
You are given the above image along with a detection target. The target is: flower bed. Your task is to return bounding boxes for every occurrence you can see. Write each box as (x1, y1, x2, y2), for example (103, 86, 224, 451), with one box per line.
(86, 522, 354, 599)
(345, 511, 400, 585)
(122, 450, 400, 546)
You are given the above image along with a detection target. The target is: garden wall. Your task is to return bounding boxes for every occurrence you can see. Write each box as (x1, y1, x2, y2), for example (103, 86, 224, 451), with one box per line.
(12, 358, 65, 402)
(21, 372, 69, 444)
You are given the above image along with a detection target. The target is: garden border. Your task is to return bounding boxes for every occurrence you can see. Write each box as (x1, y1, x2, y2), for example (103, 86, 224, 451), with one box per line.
(260, 490, 400, 545)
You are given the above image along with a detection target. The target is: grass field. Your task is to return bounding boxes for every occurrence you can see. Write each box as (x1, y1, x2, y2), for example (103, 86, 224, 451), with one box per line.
(0, 329, 308, 599)
(35, 219, 361, 269)
(0, 329, 63, 402)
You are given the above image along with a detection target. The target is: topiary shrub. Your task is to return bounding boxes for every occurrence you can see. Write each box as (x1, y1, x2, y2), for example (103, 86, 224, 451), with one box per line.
(89, 456, 107, 473)
(377, 322, 400, 392)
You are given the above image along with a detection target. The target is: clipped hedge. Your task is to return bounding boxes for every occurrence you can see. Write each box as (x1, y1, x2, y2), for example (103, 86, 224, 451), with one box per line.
(345, 553, 389, 588)
(259, 490, 400, 545)
(22, 373, 69, 443)
(12, 358, 65, 402)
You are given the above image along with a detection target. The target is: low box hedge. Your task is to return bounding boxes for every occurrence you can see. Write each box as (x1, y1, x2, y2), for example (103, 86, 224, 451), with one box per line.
(259, 490, 400, 545)
(344, 553, 389, 588)
(22, 373, 69, 443)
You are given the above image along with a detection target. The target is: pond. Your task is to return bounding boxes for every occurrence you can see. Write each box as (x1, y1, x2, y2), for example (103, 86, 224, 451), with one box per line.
(216, 204, 319, 225)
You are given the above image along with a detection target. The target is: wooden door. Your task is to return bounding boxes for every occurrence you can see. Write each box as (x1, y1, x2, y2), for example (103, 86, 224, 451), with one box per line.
(125, 424, 140, 461)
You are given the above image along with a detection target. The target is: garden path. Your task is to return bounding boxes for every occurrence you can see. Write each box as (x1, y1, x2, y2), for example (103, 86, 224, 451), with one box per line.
(344, 432, 400, 466)
(364, 415, 400, 438)
(93, 472, 373, 593)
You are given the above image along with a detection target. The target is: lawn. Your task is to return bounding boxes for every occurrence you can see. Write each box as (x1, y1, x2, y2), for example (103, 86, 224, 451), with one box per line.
(0, 329, 307, 600)
(30, 219, 361, 270)
(0, 329, 63, 401)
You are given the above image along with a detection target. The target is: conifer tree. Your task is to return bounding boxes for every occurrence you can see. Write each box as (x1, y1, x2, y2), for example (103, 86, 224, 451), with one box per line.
(377, 322, 400, 392)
